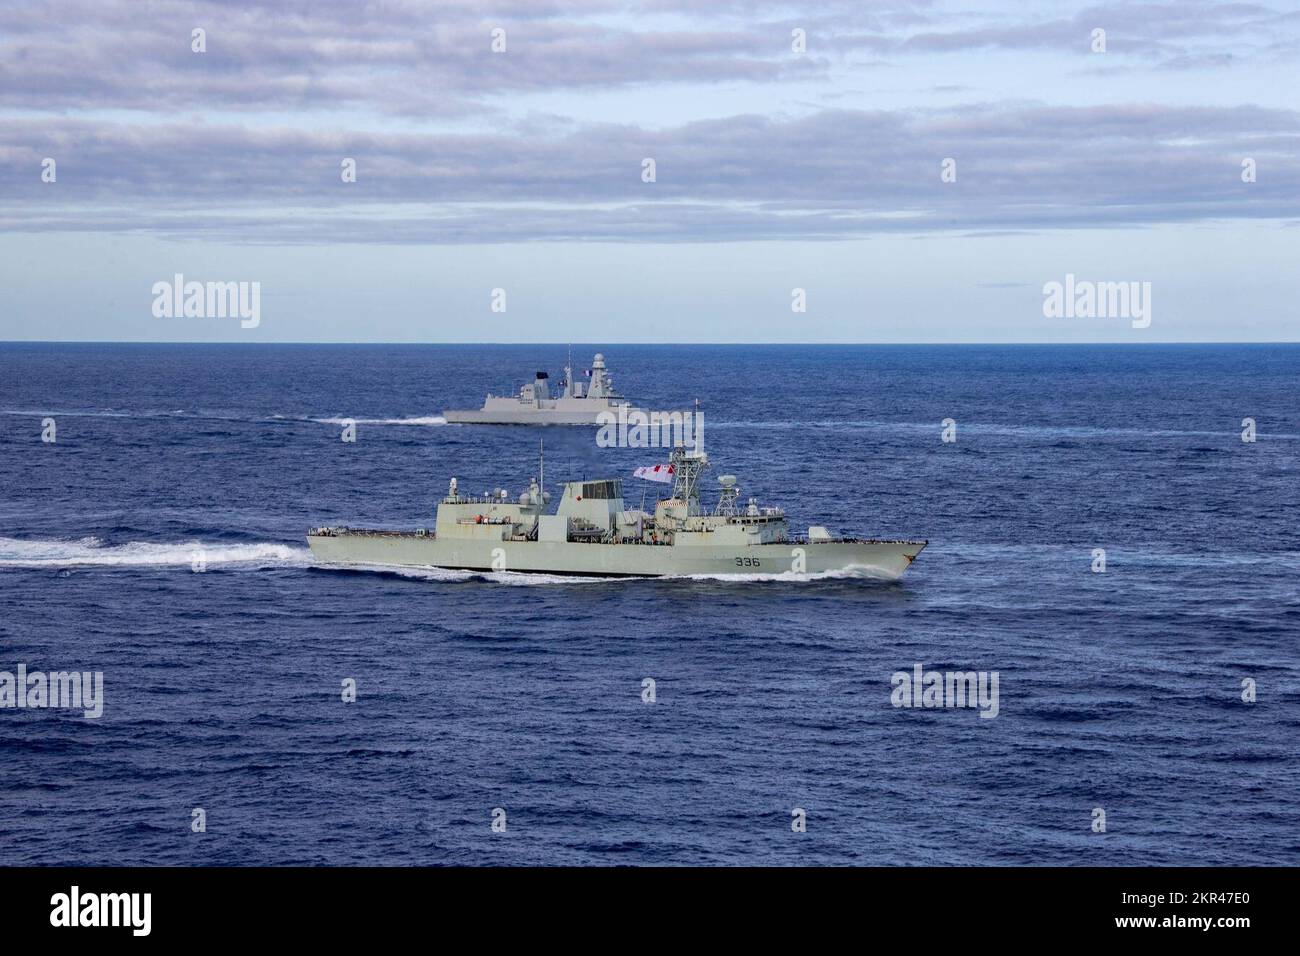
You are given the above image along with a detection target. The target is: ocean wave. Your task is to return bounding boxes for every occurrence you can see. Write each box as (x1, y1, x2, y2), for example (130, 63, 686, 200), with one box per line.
(0, 408, 140, 419)
(10, 407, 1290, 440)
(332, 563, 625, 586)
(0, 536, 309, 568)
(322, 561, 897, 586)
(671, 564, 898, 583)
(0, 408, 448, 427)
(938, 542, 1300, 568)
(311, 415, 447, 426)
(2, 539, 899, 582)
(705, 419, 1300, 440)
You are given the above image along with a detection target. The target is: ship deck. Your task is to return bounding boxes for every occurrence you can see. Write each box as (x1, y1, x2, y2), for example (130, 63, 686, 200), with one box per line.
(309, 527, 926, 546)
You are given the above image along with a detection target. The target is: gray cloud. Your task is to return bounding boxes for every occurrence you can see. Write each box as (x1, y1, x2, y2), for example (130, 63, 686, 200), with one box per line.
(5, 103, 1296, 242)
(894, 2, 1293, 66)
(1, 1, 1291, 118)
(3, 1, 1295, 245)
(0, 0, 829, 116)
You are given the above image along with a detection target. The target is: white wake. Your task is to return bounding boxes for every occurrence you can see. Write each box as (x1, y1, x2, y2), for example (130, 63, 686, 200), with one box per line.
(329, 562, 896, 585)
(312, 415, 447, 427)
(1, 537, 903, 584)
(0, 536, 309, 569)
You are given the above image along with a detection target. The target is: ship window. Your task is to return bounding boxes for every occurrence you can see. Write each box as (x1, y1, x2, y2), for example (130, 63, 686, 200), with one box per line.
(580, 480, 622, 500)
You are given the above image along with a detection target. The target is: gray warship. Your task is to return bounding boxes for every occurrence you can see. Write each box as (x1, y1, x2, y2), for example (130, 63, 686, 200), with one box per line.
(443, 352, 644, 425)
(308, 446, 926, 579)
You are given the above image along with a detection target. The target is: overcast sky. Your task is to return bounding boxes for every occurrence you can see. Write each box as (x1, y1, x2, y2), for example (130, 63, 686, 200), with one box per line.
(1, 0, 1297, 342)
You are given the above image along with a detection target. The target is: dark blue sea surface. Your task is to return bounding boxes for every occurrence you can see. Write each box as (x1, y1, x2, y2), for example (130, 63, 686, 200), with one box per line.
(0, 343, 1296, 866)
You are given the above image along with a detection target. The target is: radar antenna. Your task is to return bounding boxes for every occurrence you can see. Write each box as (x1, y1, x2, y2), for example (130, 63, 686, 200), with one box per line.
(713, 475, 739, 516)
(669, 443, 709, 516)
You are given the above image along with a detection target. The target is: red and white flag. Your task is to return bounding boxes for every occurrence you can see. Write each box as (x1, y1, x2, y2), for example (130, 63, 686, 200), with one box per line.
(633, 464, 675, 483)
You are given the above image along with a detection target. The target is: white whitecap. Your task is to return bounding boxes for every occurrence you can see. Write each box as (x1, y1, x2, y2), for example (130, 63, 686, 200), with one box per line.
(0, 536, 309, 568)
(313, 415, 447, 427)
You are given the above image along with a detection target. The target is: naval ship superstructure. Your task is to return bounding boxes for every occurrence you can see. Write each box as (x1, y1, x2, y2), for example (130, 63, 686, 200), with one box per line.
(443, 352, 644, 425)
(308, 447, 926, 579)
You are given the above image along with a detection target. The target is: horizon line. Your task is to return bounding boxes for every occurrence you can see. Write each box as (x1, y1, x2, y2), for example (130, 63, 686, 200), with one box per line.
(3, 340, 1300, 348)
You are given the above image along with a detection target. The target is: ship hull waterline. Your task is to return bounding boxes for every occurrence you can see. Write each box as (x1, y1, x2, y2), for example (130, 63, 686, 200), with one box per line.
(307, 532, 927, 580)
(442, 407, 642, 425)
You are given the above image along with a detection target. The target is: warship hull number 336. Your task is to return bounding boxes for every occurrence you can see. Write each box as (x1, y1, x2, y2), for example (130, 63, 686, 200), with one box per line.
(309, 447, 927, 579)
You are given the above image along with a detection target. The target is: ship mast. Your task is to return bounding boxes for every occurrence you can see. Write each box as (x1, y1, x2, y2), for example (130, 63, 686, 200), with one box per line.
(667, 397, 707, 515)
(669, 443, 708, 516)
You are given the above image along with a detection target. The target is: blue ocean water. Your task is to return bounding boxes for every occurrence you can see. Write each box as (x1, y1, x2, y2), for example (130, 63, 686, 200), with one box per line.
(0, 343, 1296, 866)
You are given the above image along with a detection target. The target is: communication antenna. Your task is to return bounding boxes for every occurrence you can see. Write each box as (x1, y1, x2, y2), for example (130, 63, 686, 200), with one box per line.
(693, 397, 704, 456)
(539, 438, 544, 492)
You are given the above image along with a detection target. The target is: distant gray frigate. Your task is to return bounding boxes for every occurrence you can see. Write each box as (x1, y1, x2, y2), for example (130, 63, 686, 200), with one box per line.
(443, 351, 643, 425)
